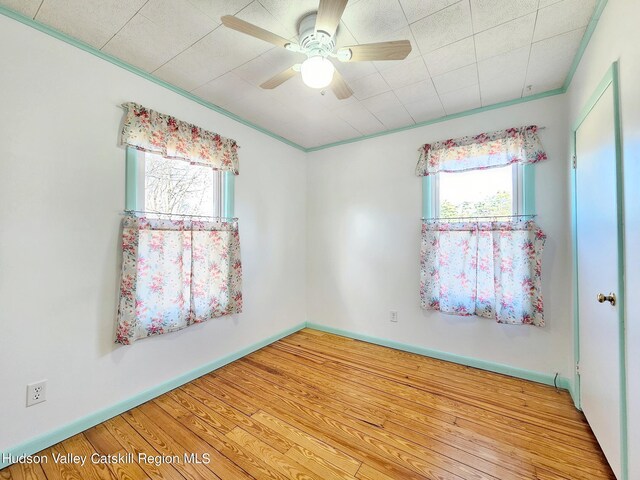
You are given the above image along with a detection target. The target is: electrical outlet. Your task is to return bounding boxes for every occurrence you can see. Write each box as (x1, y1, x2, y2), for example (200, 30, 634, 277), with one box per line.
(26, 380, 47, 407)
(390, 311, 398, 323)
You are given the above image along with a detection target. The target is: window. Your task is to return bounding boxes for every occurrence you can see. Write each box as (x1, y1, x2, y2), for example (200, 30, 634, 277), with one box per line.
(125, 148, 235, 218)
(420, 164, 544, 326)
(118, 147, 241, 345)
(117, 103, 242, 344)
(423, 164, 534, 220)
(416, 126, 546, 326)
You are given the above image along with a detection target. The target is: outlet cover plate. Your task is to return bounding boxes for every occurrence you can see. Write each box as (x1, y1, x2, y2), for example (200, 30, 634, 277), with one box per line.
(26, 380, 47, 407)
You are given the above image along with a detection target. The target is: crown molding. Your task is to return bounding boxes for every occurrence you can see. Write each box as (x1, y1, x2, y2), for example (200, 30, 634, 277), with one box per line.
(0, 0, 609, 153)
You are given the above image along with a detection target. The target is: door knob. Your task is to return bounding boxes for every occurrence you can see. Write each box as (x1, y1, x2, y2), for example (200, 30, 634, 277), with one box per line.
(597, 293, 616, 306)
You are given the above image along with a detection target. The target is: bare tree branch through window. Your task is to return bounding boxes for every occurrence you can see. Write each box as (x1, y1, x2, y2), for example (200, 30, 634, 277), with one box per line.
(144, 154, 214, 216)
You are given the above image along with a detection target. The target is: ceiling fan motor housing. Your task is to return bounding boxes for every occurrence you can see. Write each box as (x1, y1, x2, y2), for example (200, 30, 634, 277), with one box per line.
(298, 13, 335, 58)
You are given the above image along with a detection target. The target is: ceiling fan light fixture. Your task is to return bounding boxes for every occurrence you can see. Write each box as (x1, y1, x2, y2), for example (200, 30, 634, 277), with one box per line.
(301, 56, 335, 89)
(221, 1, 411, 100)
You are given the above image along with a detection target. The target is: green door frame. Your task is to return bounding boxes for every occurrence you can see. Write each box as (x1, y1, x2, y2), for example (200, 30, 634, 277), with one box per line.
(570, 61, 627, 479)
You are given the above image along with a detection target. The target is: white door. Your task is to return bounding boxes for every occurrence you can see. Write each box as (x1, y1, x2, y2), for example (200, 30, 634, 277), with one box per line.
(575, 83, 623, 478)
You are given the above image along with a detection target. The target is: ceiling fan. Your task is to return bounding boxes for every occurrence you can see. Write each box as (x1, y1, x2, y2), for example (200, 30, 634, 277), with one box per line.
(221, 0, 412, 100)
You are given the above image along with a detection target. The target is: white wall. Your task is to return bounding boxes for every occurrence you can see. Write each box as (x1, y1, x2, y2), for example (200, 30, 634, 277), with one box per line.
(0, 15, 306, 451)
(307, 96, 573, 378)
(2, 0, 634, 466)
(566, 0, 640, 475)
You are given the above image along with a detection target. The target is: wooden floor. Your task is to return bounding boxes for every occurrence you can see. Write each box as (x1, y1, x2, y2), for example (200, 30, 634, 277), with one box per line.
(1, 329, 614, 480)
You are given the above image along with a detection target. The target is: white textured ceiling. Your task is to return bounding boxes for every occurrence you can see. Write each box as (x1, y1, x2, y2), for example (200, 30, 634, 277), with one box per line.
(2, 0, 597, 148)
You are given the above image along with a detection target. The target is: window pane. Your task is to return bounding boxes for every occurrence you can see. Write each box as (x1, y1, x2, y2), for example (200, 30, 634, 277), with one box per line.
(439, 166, 513, 218)
(144, 153, 214, 216)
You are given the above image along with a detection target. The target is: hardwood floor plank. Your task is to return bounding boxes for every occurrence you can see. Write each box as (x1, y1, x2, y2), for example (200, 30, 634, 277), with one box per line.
(202, 375, 433, 479)
(180, 381, 295, 454)
(252, 410, 361, 475)
(246, 344, 601, 476)
(241, 355, 546, 479)
(141, 400, 254, 480)
(167, 387, 236, 434)
(220, 363, 386, 427)
(104, 415, 186, 480)
(123, 405, 221, 480)
(225, 427, 320, 480)
(299, 329, 328, 337)
(220, 366, 490, 478)
(296, 330, 568, 402)
(356, 464, 401, 480)
(209, 367, 481, 479)
(252, 343, 610, 479)
(39, 444, 85, 480)
(378, 420, 533, 480)
(239, 355, 538, 477)
(6, 462, 47, 480)
(278, 337, 589, 429)
(229, 338, 608, 475)
(192, 375, 258, 416)
(0, 329, 614, 480)
(287, 332, 579, 415)
(83, 425, 122, 457)
(246, 344, 603, 464)
(285, 446, 358, 480)
(259, 345, 602, 452)
(534, 466, 571, 480)
(251, 383, 494, 480)
(61, 435, 116, 480)
(154, 393, 287, 480)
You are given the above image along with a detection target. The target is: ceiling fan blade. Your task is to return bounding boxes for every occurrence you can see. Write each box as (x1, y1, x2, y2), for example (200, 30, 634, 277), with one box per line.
(221, 15, 291, 48)
(331, 70, 353, 100)
(315, 0, 348, 37)
(260, 66, 299, 89)
(339, 40, 412, 62)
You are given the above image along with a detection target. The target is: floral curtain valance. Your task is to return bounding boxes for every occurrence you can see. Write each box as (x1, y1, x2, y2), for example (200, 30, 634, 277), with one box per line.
(116, 215, 243, 345)
(121, 102, 240, 174)
(420, 220, 546, 326)
(415, 125, 547, 176)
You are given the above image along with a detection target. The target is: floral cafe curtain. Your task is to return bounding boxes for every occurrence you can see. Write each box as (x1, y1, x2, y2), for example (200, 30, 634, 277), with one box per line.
(415, 125, 546, 176)
(116, 216, 243, 344)
(420, 221, 546, 326)
(121, 102, 240, 174)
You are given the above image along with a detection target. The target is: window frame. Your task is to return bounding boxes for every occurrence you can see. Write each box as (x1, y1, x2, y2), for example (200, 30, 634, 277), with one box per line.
(422, 163, 535, 219)
(125, 147, 235, 218)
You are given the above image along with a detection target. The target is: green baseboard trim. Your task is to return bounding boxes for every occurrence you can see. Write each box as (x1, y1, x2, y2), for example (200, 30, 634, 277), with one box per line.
(306, 322, 572, 391)
(0, 322, 305, 470)
(567, 382, 581, 410)
(2, 321, 579, 470)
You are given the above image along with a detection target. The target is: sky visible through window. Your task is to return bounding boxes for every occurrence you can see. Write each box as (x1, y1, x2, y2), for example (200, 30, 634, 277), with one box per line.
(144, 153, 214, 216)
(439, 165, 513, 218)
